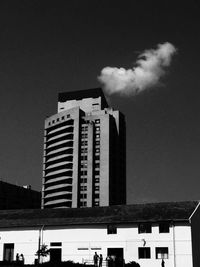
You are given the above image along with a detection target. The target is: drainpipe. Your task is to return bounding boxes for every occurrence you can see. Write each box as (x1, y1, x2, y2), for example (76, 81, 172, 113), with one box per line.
(172, 222, 176, 267)
(38, 225, 45, 264)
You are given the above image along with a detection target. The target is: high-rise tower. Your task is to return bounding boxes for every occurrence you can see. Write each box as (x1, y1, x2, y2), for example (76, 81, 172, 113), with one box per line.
(42, 88, 126, 208)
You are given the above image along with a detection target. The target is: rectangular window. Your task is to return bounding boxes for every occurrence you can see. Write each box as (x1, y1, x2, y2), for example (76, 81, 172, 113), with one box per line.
(96, 134, 100, 138)
(138, 223, 152, 233)
(159, 222, 170, 233)
(94, 193, 99, 198)
(94, 201, 99, 206)
(95, 119, 100, 124)
(81, 170, 87, 175)
(138, 247, 151, 259)
(95, 178, 100, 183)
(95, 141, 100, 145)
(80, 193, 87, 199)
(80, 186, 87, 191)
(156, 247, 169, 259)
(95, 163, 100, 168)
(50, 242, 62, 247)
(95, 186, 100, 191)
(80, 201, 87, 207)
(107, 225, 117, 234)
(80, 178, 87, 183)
(61, 116, 65, 120)
(95, 170, 100, 175)
(81, 155, 87, 160)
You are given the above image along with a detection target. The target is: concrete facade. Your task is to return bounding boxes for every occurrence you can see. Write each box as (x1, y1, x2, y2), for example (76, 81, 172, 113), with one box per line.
(42, 88, 126, 209)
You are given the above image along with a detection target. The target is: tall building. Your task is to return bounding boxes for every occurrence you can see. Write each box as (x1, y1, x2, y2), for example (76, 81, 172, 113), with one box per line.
(42, 88, 126, 209)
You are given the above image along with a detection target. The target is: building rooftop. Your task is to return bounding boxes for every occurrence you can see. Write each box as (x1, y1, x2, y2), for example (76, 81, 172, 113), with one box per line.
(0, 201, 198, 228)
(58, 88, 108, 105)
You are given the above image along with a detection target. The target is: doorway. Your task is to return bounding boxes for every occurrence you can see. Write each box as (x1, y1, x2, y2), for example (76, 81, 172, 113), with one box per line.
(50, 248, 62, 262)
(3, 243, 14, 262)
(107, 248, 124, 267)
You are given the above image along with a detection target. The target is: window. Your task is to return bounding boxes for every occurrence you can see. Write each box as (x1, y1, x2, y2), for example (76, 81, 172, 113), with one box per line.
(50, 242, 62, 247)
(81, 155, 87, 160)
(57, 118, 59, 122)
(80, 193, 87, 199)
(96, 141, 100, 145)
(159, 222, 170, 233)
(94, 201, 99, 206)
(95, 119, 100, 124)
(156, 247, 168, 259)
(48, 122, 51, 126)
(67, 114, 70, 118)
(95, 170, 100, 175)
(95, 163, 100, 169)
(107, 225, 117, 234)
(61, 116, 65, 120)
(138, 247, 151, 259)
(96, 126, 100, 131)
(95, 186, 99, 191)
(96, 134, 100, 138)
(80, 186, 87, 191)
(95, 178, 100, 183)
(95, 148, 100, 153)
(81, 170, 87, 175)
(138, 223, 152, 233)
(80, 178, 87, 183)
(94, 193, 99, 198)
(80, 201, 87, 207)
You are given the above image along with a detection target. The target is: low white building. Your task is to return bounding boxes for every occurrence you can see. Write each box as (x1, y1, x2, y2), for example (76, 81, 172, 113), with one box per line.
(0, 201, 199, 267)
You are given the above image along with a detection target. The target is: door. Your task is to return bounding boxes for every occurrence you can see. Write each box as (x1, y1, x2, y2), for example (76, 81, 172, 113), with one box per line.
(3, 243, 14, 262)
(107, 248, 124, 267)
(50, 248, 62, 262)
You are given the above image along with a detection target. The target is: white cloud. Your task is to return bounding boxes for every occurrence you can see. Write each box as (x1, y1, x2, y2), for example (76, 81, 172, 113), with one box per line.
(98, 42, 177, 96)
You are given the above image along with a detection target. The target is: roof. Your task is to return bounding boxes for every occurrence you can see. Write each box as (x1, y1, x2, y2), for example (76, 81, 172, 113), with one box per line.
(0, 201, 198, 228)
(58, 88, 108, 104)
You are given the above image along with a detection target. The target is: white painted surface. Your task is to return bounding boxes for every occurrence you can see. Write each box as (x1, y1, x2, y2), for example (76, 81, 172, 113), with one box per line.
(0, 223, 193, 267)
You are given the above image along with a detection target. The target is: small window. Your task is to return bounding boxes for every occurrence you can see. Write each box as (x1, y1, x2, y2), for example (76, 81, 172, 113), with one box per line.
(96, 141, 100, 145)
(138, 223, 152, 233)
(95, 149, 100, 153)
(95, 178, 100, 183)
(50, 242, 62, 247)
(95, 119, 100, 124)
(67, 114, 70, 118)
(94, 193, 99, 198)
(159, 222, 170, 233)
(94, 201, 99, 206)
(57, 118, 59, 122)
(80, 178, 87, 183)
(156, 247, 168, 259)
(96, 134, 100, 138)
(80, 193, 87, 199)
(107, 225, 117, 234)
(81, 155, 87, 160)
(138, 247, 151, 259)
(95, 163, 100, 168)
(95, 170, 100, 175)
(61, 116, 65, 120)
(48, 122, 51, 126)
(80, 201, 87, 207)
(95, 186, 99, 191)
(81, 170, 87, 175)
(52, 120, 55, 124)
(80, 186, 87, 191)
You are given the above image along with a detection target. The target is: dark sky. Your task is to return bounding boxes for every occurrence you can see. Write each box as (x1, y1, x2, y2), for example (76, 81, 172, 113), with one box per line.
(0, 0, 200, 204)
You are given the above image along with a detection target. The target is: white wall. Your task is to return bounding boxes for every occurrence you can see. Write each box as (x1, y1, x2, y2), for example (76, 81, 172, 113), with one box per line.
(0, 223, 193, 267)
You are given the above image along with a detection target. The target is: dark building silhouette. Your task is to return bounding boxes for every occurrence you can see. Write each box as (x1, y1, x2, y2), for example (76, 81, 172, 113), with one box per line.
(0, 181, 41, 209)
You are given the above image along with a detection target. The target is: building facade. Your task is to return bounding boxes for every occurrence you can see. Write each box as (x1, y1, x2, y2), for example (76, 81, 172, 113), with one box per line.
(42, 88, 126, 209)
(0, 201, 199, 267)
(0, 181, 41, 209)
